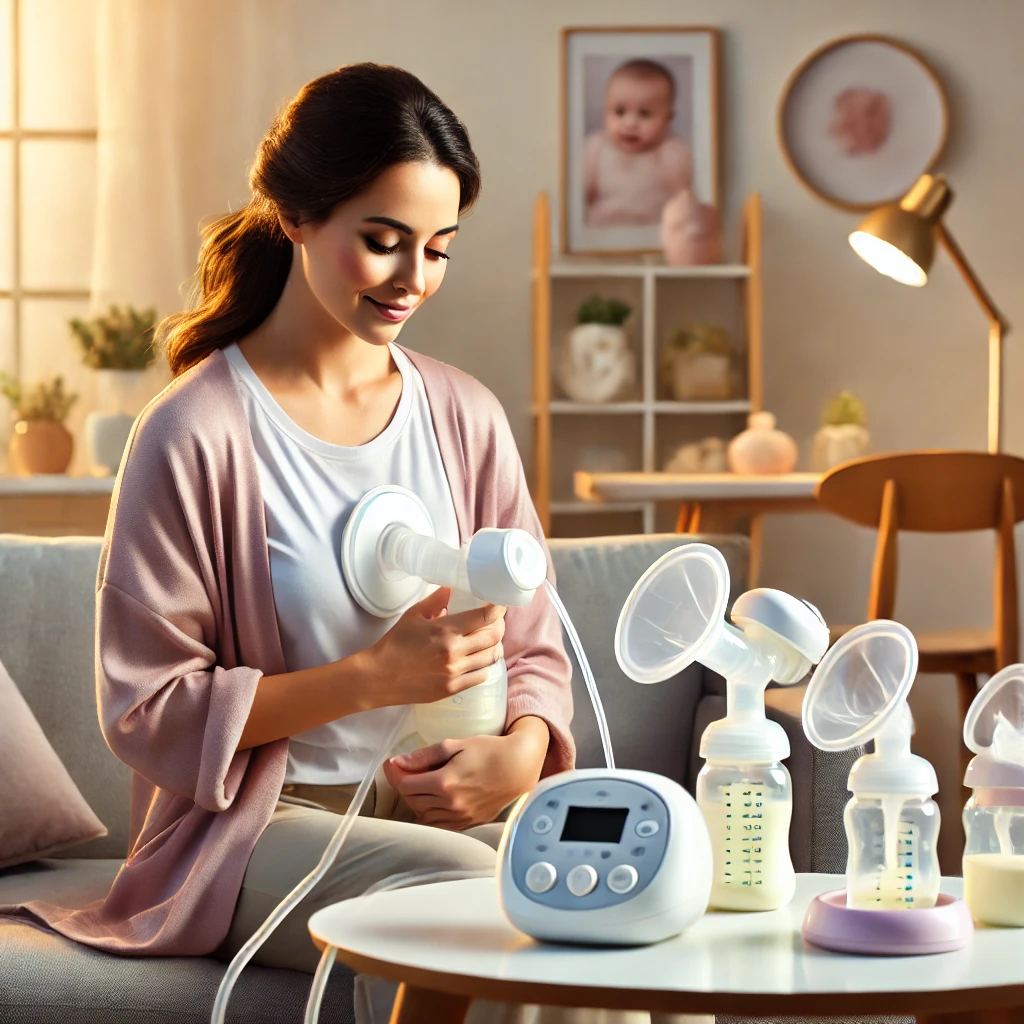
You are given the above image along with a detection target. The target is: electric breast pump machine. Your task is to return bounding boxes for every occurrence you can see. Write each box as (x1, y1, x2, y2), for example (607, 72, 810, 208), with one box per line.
(613, 542, 830, 911)
(800, 620, 974, 954)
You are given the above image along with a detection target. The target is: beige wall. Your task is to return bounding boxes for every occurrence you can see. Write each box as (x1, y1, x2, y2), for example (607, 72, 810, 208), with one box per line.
(286, 0, 1024, 868)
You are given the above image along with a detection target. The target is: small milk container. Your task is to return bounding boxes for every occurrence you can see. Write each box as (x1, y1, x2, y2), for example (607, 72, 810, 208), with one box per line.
(962, 665, 1024, 927)
(803, 621, 941, 910)
(613, 543, 829, 912)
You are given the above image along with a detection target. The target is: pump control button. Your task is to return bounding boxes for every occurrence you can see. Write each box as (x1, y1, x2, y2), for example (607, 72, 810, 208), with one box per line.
(607, 864, 639, 894)
(532, 815, 554, 835)
(525, 862, 557, 894)
(566, 864, 599, 897)
(635, 819, 659, 838)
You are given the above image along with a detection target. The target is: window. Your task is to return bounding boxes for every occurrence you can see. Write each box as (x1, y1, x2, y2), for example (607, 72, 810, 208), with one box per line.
(0, 0, 98, 466)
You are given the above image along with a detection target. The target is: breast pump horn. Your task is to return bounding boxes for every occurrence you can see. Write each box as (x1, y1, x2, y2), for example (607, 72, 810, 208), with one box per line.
(341, 485, 548, 744)
(613, 542, 830, 911)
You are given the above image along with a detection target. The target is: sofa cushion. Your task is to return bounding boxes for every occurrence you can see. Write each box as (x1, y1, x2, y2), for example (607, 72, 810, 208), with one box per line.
(0, 658, 107, 868)
(0, 536, 129, 859)
(548, 533, 748, 784)
(0, 860, 355, 1024)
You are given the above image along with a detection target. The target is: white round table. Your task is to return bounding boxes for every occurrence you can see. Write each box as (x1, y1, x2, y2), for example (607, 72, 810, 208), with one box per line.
(307, 874, 1024, 1024)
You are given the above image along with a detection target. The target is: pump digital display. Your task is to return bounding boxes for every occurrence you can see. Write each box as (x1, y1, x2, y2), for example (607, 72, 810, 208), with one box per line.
(560, 806, 629, 843)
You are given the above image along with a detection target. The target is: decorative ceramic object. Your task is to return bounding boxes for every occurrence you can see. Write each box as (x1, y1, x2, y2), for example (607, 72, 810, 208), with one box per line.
(811, 390, 870, 471)
(0, 375, 78, 476)
(69, 305, 158, 476)
(556, 295, 636, 404)
(728, 412, 798, 475)
(664, 437, 728, 474)
(660, 188, 722, 266)
(660, 325, 737, 401)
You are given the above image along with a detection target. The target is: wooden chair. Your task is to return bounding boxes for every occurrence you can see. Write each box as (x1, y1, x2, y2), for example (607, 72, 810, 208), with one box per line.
(816, 451, 1024, 783)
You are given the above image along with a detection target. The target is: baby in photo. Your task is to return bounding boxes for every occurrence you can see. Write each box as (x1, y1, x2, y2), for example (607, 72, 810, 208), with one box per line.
(584, 58, 693, 227)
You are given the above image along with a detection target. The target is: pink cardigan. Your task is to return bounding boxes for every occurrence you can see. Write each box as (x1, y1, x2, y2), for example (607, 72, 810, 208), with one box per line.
(6, 347, 574, 955)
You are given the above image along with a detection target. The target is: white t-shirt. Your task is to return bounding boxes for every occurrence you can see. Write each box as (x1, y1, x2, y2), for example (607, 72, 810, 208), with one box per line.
(222, 342, 460, 784)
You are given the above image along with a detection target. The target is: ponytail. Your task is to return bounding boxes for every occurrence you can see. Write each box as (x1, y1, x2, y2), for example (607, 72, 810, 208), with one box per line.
(158, 200, 292, 377)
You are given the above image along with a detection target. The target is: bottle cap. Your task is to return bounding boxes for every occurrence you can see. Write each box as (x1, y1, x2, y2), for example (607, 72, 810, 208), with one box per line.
(466, 529, 547, 608)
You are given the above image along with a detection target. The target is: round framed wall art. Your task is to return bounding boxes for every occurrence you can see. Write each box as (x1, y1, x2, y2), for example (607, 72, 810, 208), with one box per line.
(778, 34, 949, 211)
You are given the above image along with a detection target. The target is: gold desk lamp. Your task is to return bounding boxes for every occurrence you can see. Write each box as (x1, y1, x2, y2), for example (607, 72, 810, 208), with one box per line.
(849, 173, 1010, 452)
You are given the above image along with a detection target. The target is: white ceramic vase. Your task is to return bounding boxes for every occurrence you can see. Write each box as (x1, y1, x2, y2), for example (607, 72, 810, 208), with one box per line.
(556, 323, 635, 404)
(811, 423, 870, 471)
(85, 369, 149, 476)
(728, 412, 798, 475)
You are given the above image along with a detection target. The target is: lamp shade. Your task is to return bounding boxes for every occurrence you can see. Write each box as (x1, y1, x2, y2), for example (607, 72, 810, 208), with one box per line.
(849, 173, 953, 287)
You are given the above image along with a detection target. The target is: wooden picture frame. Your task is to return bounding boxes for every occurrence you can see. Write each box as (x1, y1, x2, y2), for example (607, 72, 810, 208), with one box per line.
(778, 34, 949, 212)
(560, 26, 721, 256)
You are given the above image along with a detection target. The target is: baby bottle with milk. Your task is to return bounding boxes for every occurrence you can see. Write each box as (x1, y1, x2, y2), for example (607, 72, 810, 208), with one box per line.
(613, 542, 830, 911)
(802, 621, 941, 910)
(962, 665, 1024, 927)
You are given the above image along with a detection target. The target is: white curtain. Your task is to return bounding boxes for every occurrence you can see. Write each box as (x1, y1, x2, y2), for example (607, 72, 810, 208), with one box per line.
(90, 0, 302, 389)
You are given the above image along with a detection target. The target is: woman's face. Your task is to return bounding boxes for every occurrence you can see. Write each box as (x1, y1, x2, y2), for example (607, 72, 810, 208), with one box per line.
(288, 160, 462, 345)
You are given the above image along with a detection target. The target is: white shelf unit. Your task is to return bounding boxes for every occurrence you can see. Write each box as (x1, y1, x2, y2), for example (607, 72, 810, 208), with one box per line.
(531, 192, 764, 537)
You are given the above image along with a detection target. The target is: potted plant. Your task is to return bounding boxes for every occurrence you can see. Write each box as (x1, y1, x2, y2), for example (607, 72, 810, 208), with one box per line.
(555, 295, 635, 404)
(69, 305, 157, 475)
(0, 374, 78, 475)
(660, 324, 737, 402)
(811, 390, 870, 471)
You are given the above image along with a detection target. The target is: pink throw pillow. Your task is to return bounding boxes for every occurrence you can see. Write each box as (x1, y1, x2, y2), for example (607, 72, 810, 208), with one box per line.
(0, 657, 106, 869)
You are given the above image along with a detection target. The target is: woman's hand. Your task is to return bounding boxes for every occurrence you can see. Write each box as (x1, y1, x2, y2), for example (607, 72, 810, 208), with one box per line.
(357, 587, 506, 710)
(381, 716, 550, 830)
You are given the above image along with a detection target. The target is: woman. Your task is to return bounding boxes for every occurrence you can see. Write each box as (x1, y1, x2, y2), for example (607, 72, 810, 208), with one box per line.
(12, 63, 584, 1021)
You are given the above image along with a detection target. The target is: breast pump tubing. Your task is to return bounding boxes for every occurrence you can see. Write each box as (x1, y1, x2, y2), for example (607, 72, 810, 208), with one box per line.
(212, 531, 615, 1024)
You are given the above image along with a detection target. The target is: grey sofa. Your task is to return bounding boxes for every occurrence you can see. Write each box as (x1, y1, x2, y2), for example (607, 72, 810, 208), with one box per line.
(0, 532, 890, 1024)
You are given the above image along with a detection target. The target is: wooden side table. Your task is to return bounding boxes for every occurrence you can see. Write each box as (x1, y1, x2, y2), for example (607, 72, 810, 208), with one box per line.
(308, 874, 1023, 1024)
(575, 471, 822, 586)
(0, 476, 114, 536)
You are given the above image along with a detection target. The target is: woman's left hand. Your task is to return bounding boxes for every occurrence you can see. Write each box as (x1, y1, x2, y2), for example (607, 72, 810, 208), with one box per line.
(382, 716, 550, 830)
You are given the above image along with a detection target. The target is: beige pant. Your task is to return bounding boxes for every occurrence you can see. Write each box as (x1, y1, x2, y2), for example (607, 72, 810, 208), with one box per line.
(216, 781, 710, 1024)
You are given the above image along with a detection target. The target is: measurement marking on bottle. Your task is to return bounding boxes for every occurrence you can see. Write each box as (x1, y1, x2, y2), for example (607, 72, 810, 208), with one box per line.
(720, 784, 772, 888)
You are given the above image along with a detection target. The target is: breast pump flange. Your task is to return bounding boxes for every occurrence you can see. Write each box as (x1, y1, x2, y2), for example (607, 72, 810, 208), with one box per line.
(961, 664, 1024, 928)
(613, 542, 830, 912)
(800, 620, 974, 955)
(341, 484, 549, 746)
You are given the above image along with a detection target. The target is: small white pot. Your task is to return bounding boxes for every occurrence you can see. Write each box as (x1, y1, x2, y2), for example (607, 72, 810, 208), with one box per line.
(811, 423, 870, 471)
(556, 323, 635, 404)
(85, 369, 151, 476)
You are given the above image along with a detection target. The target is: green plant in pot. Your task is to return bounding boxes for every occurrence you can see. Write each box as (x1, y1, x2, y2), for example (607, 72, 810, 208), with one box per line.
(555, 294, 636, 404)
(811, 390, 870, 471)
(660, 324, 737, 401)
(0, 374, 78, 475)
(69, 305, 158, 476)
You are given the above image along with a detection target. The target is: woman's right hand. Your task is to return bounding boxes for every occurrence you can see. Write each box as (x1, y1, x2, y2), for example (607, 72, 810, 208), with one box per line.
(359, 587, 506, 709)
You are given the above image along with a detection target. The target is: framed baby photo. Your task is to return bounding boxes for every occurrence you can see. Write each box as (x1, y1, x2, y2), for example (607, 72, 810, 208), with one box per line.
(561, 26, 720, 256)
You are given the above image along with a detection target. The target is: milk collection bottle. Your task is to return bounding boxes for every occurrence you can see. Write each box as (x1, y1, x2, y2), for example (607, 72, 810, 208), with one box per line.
(802, 620, 941, 911)
(614, 542, 829, 912)
(961, 665, 1024, 927)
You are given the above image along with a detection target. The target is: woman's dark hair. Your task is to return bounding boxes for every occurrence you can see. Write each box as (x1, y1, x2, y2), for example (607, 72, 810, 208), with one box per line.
(159, 64, 481, 377)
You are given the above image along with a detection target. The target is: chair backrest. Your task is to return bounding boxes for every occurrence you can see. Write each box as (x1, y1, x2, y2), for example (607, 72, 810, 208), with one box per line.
(0, 531, 749, 859)
(816, 450, 1024, 666)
